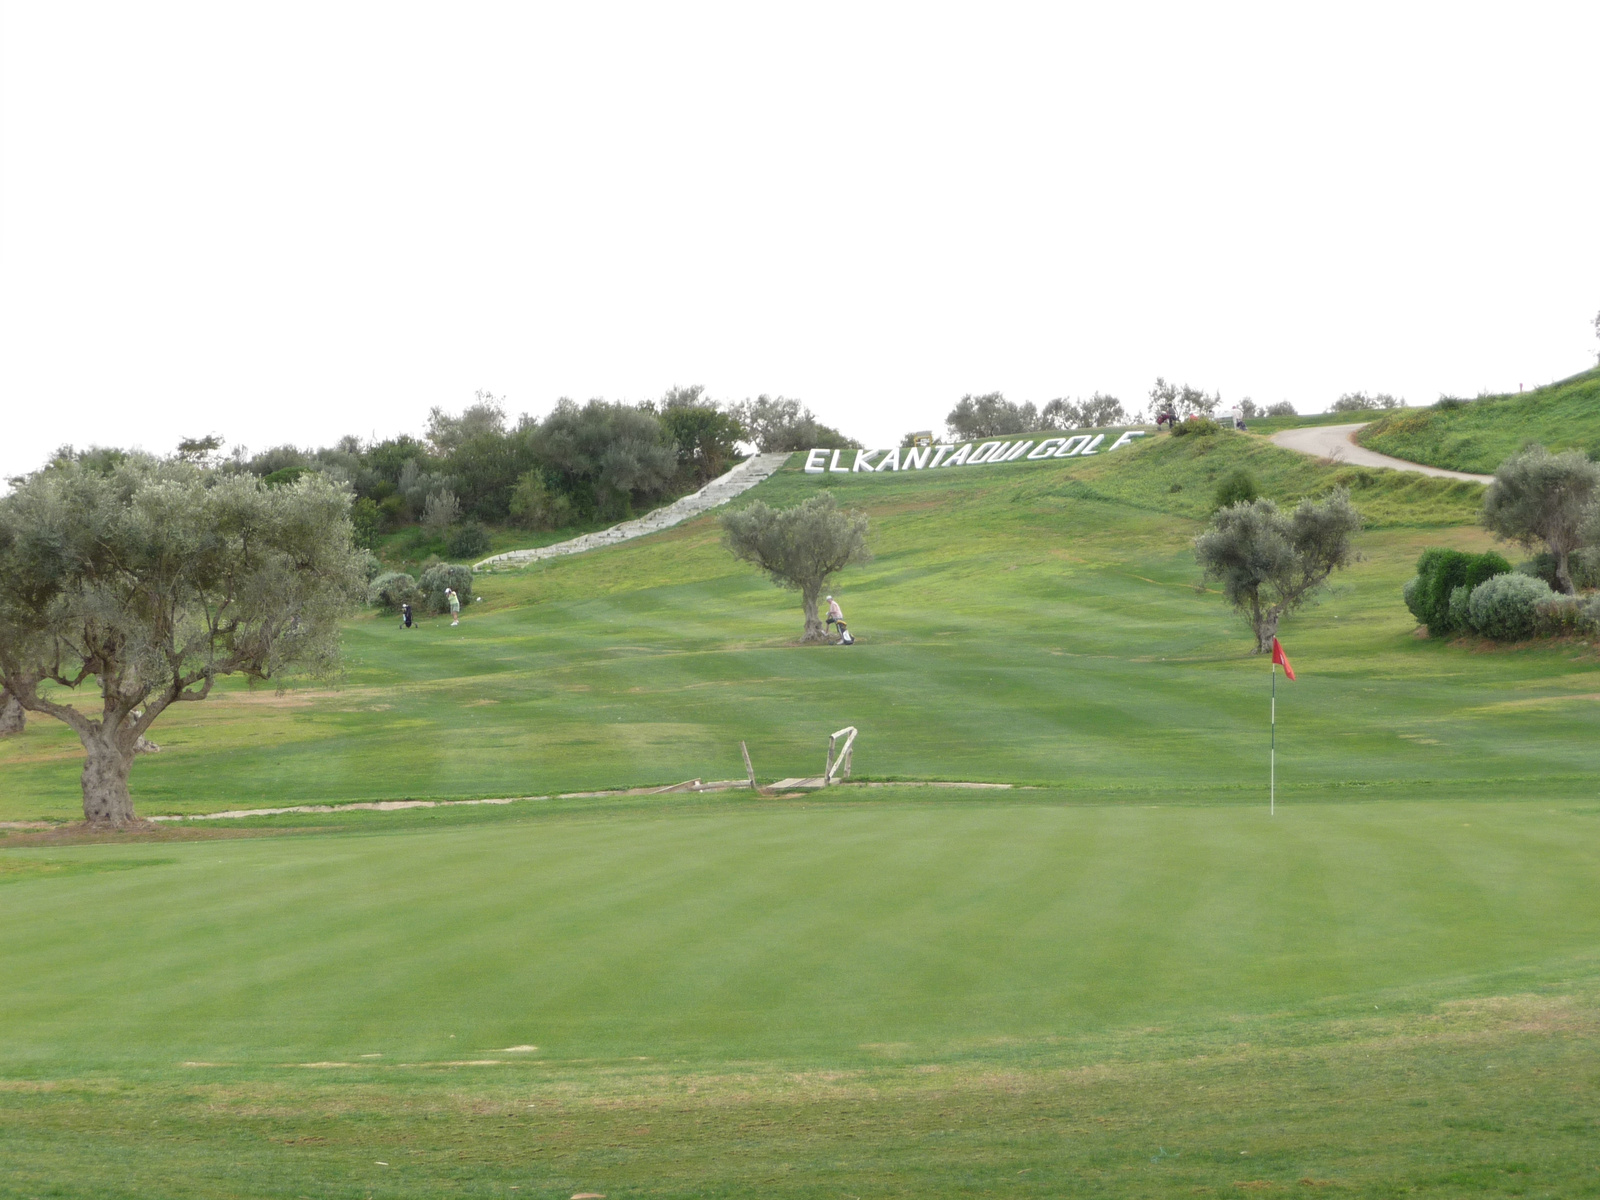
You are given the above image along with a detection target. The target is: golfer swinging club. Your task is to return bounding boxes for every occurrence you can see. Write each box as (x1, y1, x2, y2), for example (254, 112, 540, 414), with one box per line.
(446, 587, 461, 626)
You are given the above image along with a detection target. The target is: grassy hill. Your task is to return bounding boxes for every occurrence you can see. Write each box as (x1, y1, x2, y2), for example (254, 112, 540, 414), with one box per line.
(0, 430, 1502, 823)
(1356, 366, 1600, 473)
(5, 430, 1599, 1197)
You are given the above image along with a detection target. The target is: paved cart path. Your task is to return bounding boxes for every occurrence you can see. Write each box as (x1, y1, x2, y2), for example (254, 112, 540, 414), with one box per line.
(1269, 423, 1493, 482)
(474, 452, 793, 570)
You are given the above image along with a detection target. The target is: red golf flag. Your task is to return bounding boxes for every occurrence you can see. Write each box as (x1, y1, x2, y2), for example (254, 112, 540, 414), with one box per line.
(1271, 637, 1296, 681)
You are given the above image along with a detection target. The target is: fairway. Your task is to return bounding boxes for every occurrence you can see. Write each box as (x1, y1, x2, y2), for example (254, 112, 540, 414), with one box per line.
(1, 434, 1585, 823)
(4, 793, 1600, 1197)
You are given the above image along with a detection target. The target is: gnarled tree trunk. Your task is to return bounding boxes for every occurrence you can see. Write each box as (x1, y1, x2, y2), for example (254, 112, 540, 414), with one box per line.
(801, 585, 827, 643)
(1254, 608, 1281, 654)
(0, 690, 23, 735)
(80, 728, 139, 827)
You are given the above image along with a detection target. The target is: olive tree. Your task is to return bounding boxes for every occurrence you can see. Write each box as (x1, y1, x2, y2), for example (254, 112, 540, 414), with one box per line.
(945, 393, 1039, 440)
(1481, 445, 1600, 595)
(0, 456, 366, 826)
(1195, 490, 1363, 652)
(721, 492, 871, 642)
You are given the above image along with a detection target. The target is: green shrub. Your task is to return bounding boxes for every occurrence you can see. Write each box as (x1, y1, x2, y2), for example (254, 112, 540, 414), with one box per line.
(350, 497, 382, 549)
(1212, 469, 1258, 511)
(1171, 417, 1220, 438)
(367, 571, 420, 613)
(1403, 575, 1424, 623)
(1447, 584, 1471, 632)
(1467, 572, 1552, 640)
(356, 549, 384, 584)
(447, 521, 491, 559)
(418, 563, 474, 614)
(1534, 593, 1586, 637)
(508, 470, 574, 531)
(1581, 594, 1600, 634)
(1405, 548, 1513, 635)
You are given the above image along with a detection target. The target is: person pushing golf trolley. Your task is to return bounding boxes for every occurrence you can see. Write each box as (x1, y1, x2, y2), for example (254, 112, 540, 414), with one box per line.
(825, 595, 853, 645)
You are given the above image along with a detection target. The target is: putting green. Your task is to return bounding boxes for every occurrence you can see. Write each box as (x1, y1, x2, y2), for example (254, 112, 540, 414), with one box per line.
(2, 794, 1599, 1196)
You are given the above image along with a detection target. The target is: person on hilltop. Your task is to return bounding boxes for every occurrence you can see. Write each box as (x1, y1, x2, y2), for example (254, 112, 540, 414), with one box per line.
(446, 588, 461, 626)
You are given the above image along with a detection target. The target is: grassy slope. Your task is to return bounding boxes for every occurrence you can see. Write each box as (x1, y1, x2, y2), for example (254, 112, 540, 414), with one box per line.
(0, 432, 1528, 824)
(1357, 367, 1600, 473)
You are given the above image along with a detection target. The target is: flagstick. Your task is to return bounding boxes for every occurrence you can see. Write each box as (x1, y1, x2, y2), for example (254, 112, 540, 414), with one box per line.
(1270, 657, 1276, 817)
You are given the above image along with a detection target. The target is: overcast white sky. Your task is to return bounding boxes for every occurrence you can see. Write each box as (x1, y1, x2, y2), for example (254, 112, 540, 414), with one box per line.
(3, 2, 1597, 481)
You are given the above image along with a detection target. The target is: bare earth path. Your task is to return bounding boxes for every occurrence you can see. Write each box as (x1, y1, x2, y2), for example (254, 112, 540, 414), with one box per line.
(474, 451, 793, 570)
(1269, 422, 1493, 483)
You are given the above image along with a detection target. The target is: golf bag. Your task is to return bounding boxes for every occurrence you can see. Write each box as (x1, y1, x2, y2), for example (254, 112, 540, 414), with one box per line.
(837, 621, 853, 645)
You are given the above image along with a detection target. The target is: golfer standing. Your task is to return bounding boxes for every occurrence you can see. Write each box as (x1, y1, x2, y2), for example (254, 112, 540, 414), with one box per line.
(446, 588, 461, 626)
(825, 595, 843, 632)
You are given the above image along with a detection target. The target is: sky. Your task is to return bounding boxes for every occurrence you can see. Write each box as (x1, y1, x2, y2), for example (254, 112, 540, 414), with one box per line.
(2, 2, 1597, 482)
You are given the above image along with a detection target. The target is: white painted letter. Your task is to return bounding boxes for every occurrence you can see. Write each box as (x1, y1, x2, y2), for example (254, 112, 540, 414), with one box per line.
(804, 449, 827, 473)
(829, 449, 848, 473)
(967, 441, 1004, 464)
(1001, 441, 1034, 461)
(1106, 431, 1146, 452)
(944, 443, 973, 466)
(1078, 434, 1106, 456)
(1055, 435, 1091, 457)
(1027, 438, 1064, 458)
(852, 450, 880, 472)
(902, 445, 933, 469)
(929, 445, 956, 468)
(875, 448, 901, 471)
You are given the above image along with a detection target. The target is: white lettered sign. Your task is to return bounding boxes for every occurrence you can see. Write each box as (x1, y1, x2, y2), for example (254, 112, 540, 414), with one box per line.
(802, 431, 1146, 474)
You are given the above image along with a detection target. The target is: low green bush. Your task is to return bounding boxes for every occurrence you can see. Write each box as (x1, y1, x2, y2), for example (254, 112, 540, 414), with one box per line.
(1467, 572, 1552, 640)
(1404, 548, 1512, 635)
(1447, 584, 1471, 631)
(1534, 593, 1587, 638)
(1171, 417, 1220, 438)
(1582, 594, 1600, 634)
(368, 571, 420, 613)
(447, 521, 491, 559)
(1212, 469, 1258, 511)
(419, 563, 474, 614)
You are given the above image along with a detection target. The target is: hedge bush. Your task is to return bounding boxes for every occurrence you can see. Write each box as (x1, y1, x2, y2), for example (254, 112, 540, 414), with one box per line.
(367, 571, 420, 613)
(1467, 572, 1552, 640)
(1404, 548, 1512, 635)
(419, 563, 474, 614)
(1212, 469, 1258, 511)
(447, 520, 491, 559)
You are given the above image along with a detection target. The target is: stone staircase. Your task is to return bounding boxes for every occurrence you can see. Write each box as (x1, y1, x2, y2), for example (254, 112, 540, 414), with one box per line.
(473, 452, 793, 570)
